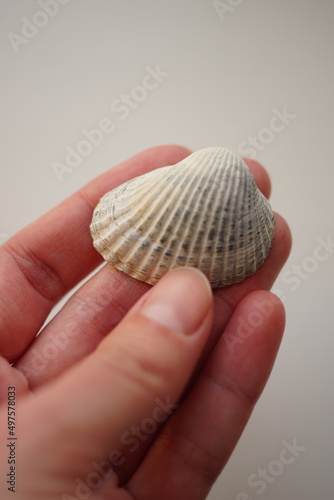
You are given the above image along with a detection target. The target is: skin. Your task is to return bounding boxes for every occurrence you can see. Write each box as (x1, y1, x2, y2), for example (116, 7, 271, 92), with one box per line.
(0, 145, 291, 499)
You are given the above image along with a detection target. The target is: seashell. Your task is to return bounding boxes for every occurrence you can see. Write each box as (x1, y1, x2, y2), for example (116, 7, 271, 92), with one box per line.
(90, 147, 275, 287)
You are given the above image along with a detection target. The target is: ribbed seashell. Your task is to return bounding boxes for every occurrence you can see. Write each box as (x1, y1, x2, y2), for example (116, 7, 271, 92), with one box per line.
(90, 147, 275, 287)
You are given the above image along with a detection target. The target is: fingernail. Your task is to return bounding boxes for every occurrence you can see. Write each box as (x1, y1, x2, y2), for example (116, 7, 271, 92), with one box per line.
(14, 368, 30, 389)
(140, 268, 212, 335)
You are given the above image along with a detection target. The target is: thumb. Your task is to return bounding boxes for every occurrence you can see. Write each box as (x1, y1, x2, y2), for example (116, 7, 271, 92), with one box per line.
(15, 268, 213, 498)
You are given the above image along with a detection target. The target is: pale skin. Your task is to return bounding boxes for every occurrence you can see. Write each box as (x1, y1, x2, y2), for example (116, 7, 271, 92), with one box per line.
(0, 146, 291, 499)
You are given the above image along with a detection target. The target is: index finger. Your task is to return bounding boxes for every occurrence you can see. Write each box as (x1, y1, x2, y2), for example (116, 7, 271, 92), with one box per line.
(0, 145, 191, 362)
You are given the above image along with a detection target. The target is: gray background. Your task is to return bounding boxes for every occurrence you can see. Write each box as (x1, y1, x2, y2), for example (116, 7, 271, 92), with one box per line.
(1, 1, 334, 498)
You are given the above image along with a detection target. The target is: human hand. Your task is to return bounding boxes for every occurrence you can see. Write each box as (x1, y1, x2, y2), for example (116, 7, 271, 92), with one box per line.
(0, 146, 291, 499)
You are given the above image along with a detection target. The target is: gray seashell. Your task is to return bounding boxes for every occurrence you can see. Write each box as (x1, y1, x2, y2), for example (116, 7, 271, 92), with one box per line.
(90, 147, 275, 287)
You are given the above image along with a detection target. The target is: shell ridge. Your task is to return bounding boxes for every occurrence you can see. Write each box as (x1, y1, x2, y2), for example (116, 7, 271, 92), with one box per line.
(105, 167, 187, 267)
(147, 158, 216, 280)
(207, 150, 232, 275)
(169, 159, 219, 272)
(255, 192, 275, 267)
(214, 151, 244, 284)
(116, 162, 207, 282)
(235, 163, 255, 281)
(111, 171, 181, 276)
(195, 150, 233, 283)
(90, 147, 276, 288)
(171, 148, 229, 269)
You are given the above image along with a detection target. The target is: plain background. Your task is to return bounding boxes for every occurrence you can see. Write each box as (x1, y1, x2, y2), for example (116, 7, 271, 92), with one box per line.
(1, 1, 334, 498)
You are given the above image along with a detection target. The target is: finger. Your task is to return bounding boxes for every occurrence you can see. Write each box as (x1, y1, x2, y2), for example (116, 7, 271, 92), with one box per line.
(208, 212, 291, 347)
(16, 265, 149, 389)
(15, 158, 282, 388)
(0, 357, 29, 403)
(90, 473, 132, 500)
(90, 473, 133, 500)
(0, 145, 191, 362)
(15, 268, 213, 498)
(126, 291, 285, 499)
